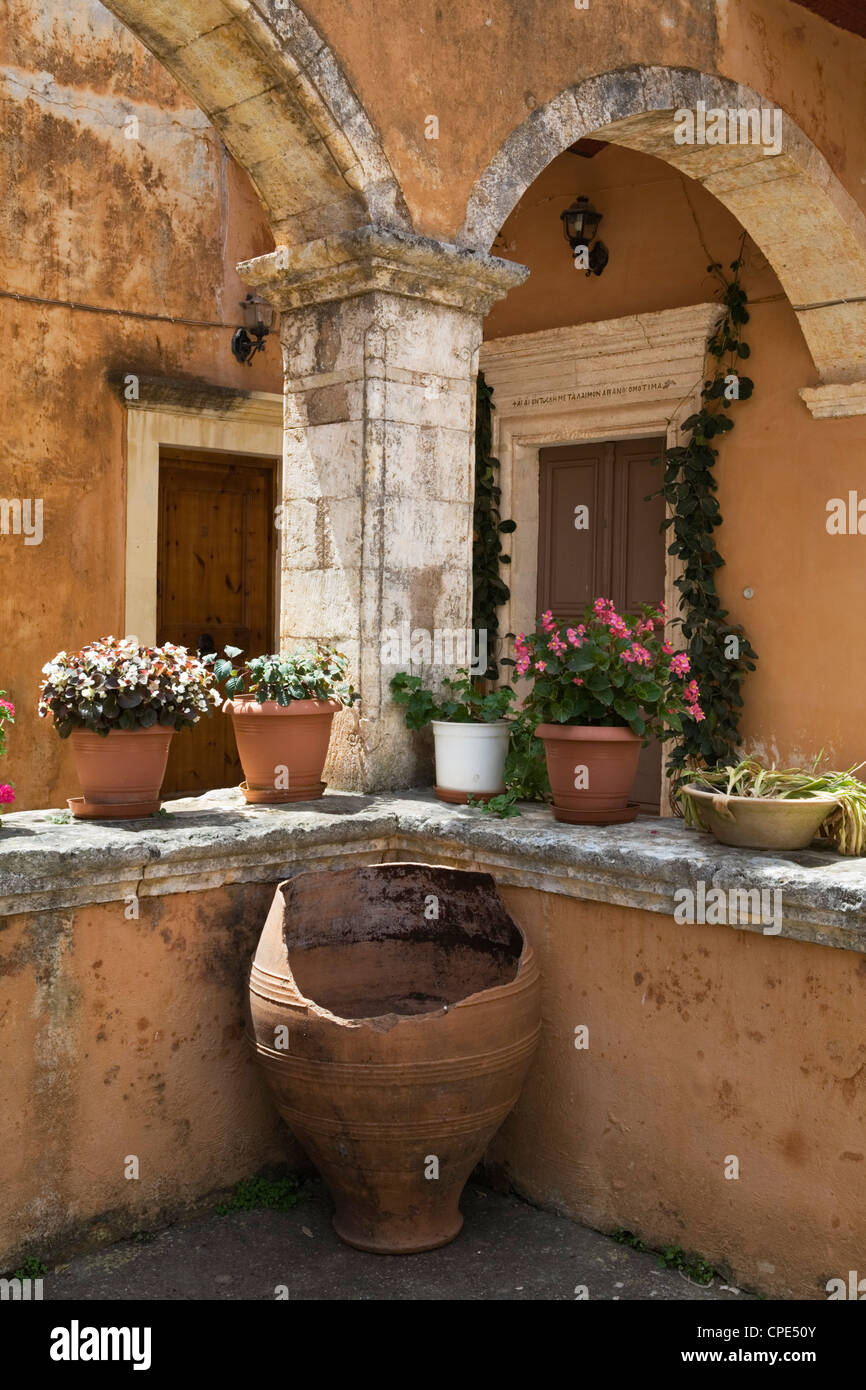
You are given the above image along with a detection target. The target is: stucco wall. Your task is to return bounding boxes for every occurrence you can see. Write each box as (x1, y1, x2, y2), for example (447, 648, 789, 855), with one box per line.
(0, 881, 302, 1267)
(483, 146, 783, 339)
(300, 0, 866, 238)
(2, 852, 863, 1298)
(489, 885, 866, 1300)
(0, 0, 280, 811)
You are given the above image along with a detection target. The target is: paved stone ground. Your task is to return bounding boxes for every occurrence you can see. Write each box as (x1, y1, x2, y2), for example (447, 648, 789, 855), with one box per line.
(42, 1186, 752, 1302)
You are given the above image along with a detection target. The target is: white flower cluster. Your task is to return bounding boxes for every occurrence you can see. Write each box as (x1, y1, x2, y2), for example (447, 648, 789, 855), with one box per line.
(38, 637, 221, 735)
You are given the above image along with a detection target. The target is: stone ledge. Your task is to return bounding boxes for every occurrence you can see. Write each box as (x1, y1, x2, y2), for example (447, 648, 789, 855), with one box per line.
(1, 788, 865, 953)
(798, 380, 866, 418)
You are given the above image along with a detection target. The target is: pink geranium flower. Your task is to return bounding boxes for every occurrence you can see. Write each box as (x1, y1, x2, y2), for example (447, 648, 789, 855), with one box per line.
(0, 699, 14, 717)
(0, 784, 14, 805)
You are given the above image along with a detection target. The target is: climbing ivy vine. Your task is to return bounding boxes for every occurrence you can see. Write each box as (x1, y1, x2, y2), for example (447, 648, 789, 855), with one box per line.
(473, 371, 515, 681)
(657, 242, 758, 787)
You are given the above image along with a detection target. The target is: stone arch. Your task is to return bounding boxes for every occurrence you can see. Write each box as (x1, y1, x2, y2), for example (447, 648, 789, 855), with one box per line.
(100, 0, 410, 242)
(459, 66, 866, 388)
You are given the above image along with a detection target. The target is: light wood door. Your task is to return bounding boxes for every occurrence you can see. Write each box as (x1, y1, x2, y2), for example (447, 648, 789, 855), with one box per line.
(538, 437, 666, 812)
(157, 449, 277, 794)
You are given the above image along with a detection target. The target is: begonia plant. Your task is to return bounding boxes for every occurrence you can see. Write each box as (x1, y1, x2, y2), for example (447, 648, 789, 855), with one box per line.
(514, 598, 703, 739)
(38, 637, 220, 737)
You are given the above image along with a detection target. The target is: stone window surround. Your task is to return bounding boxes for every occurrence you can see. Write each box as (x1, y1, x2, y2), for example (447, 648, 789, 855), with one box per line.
(2, 789, 865, 957)
(122, 382, 284, 646)
(479, 302, 723, 814)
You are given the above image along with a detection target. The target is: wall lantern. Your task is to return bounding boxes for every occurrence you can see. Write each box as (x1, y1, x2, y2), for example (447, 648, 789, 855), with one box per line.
(231, 293, 275, 365)
(560, 195, 609, 277)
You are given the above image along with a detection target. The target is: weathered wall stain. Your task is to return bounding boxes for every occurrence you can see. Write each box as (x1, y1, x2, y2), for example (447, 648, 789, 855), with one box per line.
(484, 885, 866, 1299)
(0, 882, 298, 1270)
(1, 0, 279, 810)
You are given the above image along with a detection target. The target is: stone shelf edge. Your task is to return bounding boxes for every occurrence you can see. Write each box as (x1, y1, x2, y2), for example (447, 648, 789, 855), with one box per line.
(1, 789, 865, 952)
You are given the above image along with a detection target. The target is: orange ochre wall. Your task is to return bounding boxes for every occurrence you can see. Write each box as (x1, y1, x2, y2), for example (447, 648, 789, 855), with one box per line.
(2, 0, 866, 808)
(1, 876, 863, 1298)
(0, 0, 280, 811)
(299, 0, 866, 240)
(489, 885, 866, 1300)
(0, 882, 305, 1267)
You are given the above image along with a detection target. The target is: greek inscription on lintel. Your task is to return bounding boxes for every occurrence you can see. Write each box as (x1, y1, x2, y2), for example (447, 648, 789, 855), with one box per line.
(507, 380, 676, 410)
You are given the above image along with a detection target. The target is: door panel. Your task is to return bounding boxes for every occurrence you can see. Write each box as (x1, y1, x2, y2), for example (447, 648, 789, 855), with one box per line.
(537, 435, 666, 813)
(611, 438, 666, 813)
(157, 449, 277, 795)
(538, 442, 611, 618)
(611, 438, 666, 614)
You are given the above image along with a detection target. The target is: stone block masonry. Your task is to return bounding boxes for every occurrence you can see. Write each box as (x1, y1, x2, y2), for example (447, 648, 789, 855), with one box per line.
(240, 227, 527, 790)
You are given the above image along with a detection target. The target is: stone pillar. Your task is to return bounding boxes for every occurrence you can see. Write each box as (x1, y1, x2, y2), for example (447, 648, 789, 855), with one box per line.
(240, 227, 527, 791)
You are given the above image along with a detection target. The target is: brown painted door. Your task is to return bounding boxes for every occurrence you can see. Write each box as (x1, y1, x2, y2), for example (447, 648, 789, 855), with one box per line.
(157, 449, 277, 795)
(538, 436, 666, 812)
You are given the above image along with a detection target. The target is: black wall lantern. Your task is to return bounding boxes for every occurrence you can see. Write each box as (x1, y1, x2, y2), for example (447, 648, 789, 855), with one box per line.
(560, 195, 609, 277)
(231, 293, 275, 365)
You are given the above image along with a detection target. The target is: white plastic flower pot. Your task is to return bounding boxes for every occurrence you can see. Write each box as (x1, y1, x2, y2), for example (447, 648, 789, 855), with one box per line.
(431, 720, 511, 805)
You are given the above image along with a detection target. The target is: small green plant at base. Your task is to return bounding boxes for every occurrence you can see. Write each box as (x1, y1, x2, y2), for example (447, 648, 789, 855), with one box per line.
(658, 1244, 717, 1286)
(151, 807, 170, 818)
(389, 669, 515, 729)
(612, 1227, 649, 1253)
(466, 791, 521, 818)
(12, 1256, 47, 1279)
(612, 1230, 718, 1286)
(46, 811, 71, 825)
(216, 1175, 306, 1215)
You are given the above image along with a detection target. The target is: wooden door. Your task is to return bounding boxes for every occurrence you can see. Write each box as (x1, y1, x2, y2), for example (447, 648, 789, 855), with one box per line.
(537, 440, 610, 620)
(157, 450, 277, 795)
(538, 436, 666, 812)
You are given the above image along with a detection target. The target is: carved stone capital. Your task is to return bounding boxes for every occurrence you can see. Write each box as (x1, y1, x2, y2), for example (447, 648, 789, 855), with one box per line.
(238, 224, 528, 316)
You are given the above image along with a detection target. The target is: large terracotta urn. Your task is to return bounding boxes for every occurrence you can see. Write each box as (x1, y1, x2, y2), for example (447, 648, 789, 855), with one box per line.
(248, 863, 541, 1254)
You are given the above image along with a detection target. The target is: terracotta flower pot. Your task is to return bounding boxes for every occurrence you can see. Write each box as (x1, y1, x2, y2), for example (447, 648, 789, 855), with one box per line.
(226, 698, 341, 804)
(248, 863, 541, 1254)
(536, 723, 642, 825)
(68, 725, 174, 818)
